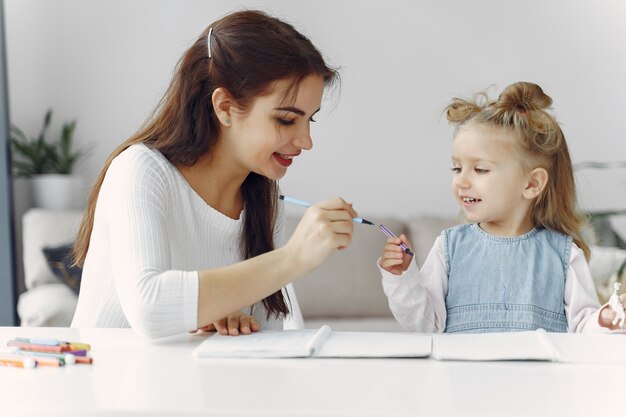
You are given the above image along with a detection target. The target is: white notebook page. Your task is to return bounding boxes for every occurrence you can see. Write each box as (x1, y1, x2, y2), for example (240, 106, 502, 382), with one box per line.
(315, 331, 432, 358)
(549, 332, 626, 363)
(193, 326, 332, 358)
(431, 330, 557, 361)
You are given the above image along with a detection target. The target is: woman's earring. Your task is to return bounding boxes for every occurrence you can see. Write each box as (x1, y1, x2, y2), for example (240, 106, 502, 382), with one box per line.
(225, 117, 231, 126)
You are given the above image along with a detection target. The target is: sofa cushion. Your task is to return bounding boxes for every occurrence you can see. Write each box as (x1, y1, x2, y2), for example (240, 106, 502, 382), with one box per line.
(287, 214, 406, 319)
(589, 245, 626, 303)
(17, 283, 78, 327)
(42, 243, 83, 295)
(406, 215, 459, 266)
(22, 208, 83, 289)
(304, 318, 404, 332)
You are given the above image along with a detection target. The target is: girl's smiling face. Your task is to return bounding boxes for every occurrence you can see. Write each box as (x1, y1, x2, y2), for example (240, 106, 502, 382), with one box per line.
(451, 123, 536, 235)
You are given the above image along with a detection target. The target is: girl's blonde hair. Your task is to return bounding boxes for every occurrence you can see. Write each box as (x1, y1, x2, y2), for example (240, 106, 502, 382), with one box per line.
(445, 81, 590, 261)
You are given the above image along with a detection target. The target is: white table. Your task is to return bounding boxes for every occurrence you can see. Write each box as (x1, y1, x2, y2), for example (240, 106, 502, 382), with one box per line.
(0, 327, 622, 417)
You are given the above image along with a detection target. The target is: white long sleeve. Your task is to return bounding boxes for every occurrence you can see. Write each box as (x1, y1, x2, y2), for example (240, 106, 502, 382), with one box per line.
(380, 236, 607, 333)
(71, 144, 288, 339)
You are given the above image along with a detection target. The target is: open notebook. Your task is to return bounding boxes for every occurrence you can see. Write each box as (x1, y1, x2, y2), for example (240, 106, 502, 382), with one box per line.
(193, 326, 432, 359)
(193, 326, 626, 363)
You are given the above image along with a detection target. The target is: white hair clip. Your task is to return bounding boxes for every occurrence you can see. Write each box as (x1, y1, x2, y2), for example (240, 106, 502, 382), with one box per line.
(207, 27, 213, 58)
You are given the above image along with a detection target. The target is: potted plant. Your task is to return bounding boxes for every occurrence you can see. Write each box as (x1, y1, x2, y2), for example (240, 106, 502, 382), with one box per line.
(10, 109, 86, 210)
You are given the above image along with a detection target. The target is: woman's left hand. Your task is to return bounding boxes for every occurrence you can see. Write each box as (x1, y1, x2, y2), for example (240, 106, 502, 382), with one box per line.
(197, 311, 260, 336)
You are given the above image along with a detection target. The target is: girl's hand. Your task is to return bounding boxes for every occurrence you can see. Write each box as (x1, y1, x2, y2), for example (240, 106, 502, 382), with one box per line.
(379, 234, 414, 276)
(598, 293, 626, 330)
(285, 197, 356, 274)
(197, 311, 260, 336)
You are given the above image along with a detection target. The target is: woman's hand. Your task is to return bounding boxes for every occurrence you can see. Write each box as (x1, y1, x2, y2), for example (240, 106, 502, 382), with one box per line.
(284, 197, 357, 274)
(196, 311, 260, 336)
(379, 235, 414, 276)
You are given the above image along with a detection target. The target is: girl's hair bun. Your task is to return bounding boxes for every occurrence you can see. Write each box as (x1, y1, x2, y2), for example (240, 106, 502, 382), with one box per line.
(446, 97, 482, 124)
(496, 82, 552, 114)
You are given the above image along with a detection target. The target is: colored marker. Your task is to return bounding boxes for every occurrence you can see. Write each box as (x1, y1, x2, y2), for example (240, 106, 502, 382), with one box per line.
(7, 341, 70, 353)
(17, 351, 75, 365)
(379, 224, 414, 256)
(17, 350, 93, 364)
(25, 355, 64, 367)
(279, 195, 375, 225)
(17, 338, 91, 351)
(72, 355, 94, 365)
(0, 354, 37, 369)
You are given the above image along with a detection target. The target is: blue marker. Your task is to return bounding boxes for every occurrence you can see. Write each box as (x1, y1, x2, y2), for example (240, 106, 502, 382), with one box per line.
(279, 195, 375, 225)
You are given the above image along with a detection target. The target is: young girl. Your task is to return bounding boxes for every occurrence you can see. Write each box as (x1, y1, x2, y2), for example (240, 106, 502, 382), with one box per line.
(379, 81, 625, 333)
(71, 10, 360, 340)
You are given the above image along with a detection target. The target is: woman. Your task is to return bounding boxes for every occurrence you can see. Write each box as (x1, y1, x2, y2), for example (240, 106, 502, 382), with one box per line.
(71, 10, 359, 339)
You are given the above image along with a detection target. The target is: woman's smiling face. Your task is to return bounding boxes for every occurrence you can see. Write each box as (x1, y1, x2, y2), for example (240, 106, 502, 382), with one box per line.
(226, 75, 325, 180)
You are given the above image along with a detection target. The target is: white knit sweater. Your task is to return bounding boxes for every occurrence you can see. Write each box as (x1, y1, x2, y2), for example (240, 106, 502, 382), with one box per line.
(71, 144, 300, 339)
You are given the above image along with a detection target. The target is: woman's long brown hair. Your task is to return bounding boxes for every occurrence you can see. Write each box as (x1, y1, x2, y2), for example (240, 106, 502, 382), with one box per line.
(73, 10, 338, 318)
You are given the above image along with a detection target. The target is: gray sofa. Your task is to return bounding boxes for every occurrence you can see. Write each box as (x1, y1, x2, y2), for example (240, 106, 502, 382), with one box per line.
(17, 208, 458, 330)
(18, 209, 626, 330)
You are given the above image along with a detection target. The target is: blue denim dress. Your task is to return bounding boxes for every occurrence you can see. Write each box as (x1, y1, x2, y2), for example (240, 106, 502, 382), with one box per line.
(444, 223, 571, 333)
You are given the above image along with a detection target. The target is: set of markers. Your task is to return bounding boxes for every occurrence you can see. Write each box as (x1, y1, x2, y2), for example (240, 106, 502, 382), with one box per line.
(0, 337, 93, 368)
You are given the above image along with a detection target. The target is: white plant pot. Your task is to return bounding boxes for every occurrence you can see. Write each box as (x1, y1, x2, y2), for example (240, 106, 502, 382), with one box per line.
(31, 174, 84, 210)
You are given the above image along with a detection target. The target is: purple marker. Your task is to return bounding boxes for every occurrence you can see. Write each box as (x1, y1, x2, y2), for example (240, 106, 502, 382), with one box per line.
(379, 224, 414, 256)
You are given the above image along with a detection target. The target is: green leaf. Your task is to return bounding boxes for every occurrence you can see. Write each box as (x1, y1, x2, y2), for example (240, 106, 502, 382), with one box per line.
(37, 109, 52, 142)
(10, 125, 28, 143)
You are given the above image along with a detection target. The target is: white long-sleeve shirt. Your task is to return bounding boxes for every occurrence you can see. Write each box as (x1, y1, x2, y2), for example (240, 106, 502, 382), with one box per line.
(380, 235, 608, 333)
(71, 144, 302, 339)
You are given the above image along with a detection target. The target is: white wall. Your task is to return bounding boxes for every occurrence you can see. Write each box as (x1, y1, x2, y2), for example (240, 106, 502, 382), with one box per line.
(5, 0, 626, 219)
